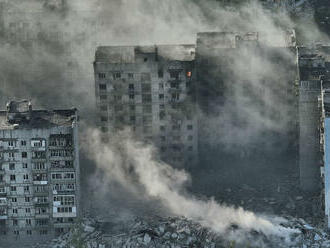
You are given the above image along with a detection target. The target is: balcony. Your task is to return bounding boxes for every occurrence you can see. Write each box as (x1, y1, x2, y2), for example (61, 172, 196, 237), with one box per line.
(0, 216, 7, 220)
(34, 191, 49, 196)
(33, 180, 48, 185)
(35, 213, 50, 219)
(0, 198, 7, 206)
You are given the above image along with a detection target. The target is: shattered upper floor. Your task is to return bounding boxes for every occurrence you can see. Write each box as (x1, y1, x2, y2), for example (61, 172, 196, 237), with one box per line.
(0, 100, 78, 130)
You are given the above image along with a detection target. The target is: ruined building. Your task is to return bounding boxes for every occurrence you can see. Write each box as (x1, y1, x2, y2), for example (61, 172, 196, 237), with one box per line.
(93, 45, 198, 168)
(93, 31, 300, 185)
(196, 31, 299, 189)
(298, 47, 326, 192)
(297, 44, 330, 226)
(0, 100, 80, 246)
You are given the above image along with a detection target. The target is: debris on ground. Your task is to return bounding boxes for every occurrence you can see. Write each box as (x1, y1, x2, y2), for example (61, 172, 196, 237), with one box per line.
(31, 215, 330, 248)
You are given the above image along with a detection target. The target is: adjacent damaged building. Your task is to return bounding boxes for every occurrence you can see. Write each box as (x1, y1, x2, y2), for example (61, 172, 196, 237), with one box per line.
(0, 100, 80, 246)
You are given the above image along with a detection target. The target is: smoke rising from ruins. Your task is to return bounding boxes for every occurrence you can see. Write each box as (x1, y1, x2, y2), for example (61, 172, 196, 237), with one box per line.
(83, 128, 299, 245)
(0, 0, 329, 244)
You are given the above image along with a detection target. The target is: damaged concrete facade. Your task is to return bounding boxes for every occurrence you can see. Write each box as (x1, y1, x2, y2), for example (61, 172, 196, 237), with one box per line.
(94, 45, 198, 168)
(298, 45, 330, 227)
(0, 100, 80, 246)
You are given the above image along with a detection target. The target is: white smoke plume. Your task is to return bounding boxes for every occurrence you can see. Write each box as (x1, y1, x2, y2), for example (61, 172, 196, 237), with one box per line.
(83, 128, 299, 245)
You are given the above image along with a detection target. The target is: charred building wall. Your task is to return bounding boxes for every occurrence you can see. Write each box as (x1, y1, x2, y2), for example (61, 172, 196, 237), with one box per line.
(195, 31, 299, 190)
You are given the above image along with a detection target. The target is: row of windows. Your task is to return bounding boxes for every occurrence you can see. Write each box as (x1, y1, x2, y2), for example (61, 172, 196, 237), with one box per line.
(51, 173, 75, 180)
(50, 150, 72, 157)
(56, 207, 74, 213)
(10, 207, 47, 215)
(6, 161, 72, 171)
(3, 137, 72, 148)
(7, 173, 47, 182)
(98, 70, 191, 81)
(52, 183, 75, 192)
(10, 230, 48, 236)
(160, 145, 194, 152)
(53, 196, 75, 206)
(10, 196, 32, 203)
(99, 92, 182, 103)
(0, 163, 48, 173)
(5, 139, 44, 148)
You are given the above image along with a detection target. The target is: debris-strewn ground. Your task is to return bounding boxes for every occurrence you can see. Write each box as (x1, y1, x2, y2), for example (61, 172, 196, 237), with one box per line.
(32, 215, 330, 248)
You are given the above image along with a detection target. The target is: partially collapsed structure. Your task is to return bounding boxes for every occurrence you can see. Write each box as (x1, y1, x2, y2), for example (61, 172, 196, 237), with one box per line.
(0, 100, 80, 246)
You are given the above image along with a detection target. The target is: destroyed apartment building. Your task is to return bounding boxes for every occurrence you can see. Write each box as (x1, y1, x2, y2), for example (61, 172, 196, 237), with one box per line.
(0, 100, 80, 247)
(93, 31, 299, 181)
(94, 45, 198, 169)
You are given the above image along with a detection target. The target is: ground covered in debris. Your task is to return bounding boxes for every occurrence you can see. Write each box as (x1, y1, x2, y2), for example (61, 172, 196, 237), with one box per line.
(32, 215, 330, 248)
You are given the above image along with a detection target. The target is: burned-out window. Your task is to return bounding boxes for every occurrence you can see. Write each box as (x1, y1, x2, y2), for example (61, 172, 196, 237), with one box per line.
(170, 82, 179, 89)
(98, 73, 106, 79)
(114, 95, 122, 101)
(159, 111, 166, 120)
(129, 84, 134, 90)
(101, 116, 108, 122)
(159, 94, 164, 100)
(129, 94, 135, 100)
(128, 73, 134, 79)
(172, 125, 181, 130)
(171, 93, 179, 101)
(99, 84, 106, 90)
(100, 95, 107, 100)
(169, 70, 180, 79)
(158, 69, 164, 78)
(113, 72, 121, 80)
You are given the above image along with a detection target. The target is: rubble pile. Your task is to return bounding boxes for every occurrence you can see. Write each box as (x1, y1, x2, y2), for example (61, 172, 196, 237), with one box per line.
(104, 217, 222, 248)
(32, 216, 330, 248)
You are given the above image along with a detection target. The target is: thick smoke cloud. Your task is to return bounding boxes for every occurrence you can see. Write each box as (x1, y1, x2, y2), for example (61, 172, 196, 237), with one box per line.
(83, 128, 299, 246)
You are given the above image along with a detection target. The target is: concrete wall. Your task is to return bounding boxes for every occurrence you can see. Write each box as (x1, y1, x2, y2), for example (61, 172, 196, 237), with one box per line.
(299, 80, 321, 192)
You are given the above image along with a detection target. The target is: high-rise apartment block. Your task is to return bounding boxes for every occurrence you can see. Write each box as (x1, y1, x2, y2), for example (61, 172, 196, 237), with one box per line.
(0, 100, 80, 246)
(94, 45, 198, 168)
